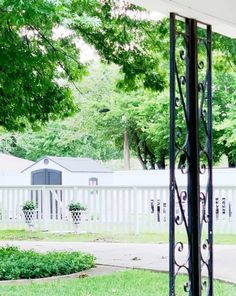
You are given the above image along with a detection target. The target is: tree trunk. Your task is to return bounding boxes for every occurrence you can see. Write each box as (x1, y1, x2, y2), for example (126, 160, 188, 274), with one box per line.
(157, 158, 165, 169)
(157, 150, 166, 169)
(137, 155, 148, 170)
(228, 154, 236, 168)
(144, 143, 156, 169)
(134, 132, 148, 170)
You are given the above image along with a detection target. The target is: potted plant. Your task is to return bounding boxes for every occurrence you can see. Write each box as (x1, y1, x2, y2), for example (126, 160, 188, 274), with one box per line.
(22, 201, 36, 228)
(68, 202, 86, 225)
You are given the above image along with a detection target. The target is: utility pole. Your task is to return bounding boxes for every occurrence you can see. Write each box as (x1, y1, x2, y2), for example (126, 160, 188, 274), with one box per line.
(123, 130, 130, 170)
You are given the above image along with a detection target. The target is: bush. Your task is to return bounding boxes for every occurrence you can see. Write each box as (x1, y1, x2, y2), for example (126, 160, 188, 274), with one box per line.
(0, 246, 95, 280)
(22, 201, 36, 211)
(68, 202, 86, 211)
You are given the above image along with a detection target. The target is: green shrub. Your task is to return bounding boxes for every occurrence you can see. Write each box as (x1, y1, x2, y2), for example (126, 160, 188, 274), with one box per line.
(22, 201, 36, 211)
(68, 202, 86, 211)
(0, 246, 95, 280)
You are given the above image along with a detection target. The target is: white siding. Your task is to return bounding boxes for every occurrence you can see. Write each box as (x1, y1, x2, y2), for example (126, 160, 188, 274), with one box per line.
(112, 169, 236, 187)
(21, 158, 113, 186)
(0, 155, 235, 188)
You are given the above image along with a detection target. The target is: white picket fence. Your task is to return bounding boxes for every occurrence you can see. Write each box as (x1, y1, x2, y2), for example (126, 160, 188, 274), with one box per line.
(0, 185, 235, 234)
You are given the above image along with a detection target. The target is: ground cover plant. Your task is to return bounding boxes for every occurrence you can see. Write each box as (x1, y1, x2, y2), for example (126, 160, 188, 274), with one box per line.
(0, 270, 235, 296)
(0, 246, 95, 280)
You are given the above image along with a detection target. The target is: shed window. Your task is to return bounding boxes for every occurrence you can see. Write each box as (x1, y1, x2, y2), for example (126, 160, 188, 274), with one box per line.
(89, 177, 98, 186)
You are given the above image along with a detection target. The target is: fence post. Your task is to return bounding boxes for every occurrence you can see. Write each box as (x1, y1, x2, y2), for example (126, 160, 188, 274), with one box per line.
(73, 186, 79, 202)
(133, 186, 140, 234)
(42, 186, 49, 231)
(230, 187, 236, 234)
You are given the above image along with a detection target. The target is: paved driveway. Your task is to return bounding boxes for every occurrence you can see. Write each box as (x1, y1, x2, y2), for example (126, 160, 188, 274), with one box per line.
(0, 241, 235, 283)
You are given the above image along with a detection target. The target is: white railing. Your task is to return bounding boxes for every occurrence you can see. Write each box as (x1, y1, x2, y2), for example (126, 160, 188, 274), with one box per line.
(0, 185, 235, 234)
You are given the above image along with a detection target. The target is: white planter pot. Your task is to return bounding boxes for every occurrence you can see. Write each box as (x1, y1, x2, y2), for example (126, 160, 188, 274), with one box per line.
(23, 209, 35, 228)
(70, 210, 84, 225)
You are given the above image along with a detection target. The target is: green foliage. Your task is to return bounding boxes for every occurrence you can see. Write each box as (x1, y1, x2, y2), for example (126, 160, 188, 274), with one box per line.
(213, 72, 236, 166)
(1, 60, 235, 168)
(22, 201, 36, 211)
(68, 202, 86, 211)
(0, 0, 170, 131)
(0, 0, 234, 167)
(213, 32, 236, 71)
(73, 63, 169, 169)
(0, 121, 122, 161)
(0, 246, 95, 280)
(75, 62, 236, 168)
(0, 63, 124, 162)
(0, 0, 83, 130)
(69, 0, 168, 92)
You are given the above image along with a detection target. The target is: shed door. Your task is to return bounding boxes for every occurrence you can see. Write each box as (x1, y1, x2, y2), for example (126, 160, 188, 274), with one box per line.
(31, 169, 62, 220)
(31, 169, 62, 185)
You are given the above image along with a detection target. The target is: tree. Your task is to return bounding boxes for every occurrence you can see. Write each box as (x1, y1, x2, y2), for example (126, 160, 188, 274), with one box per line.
(3, 61, 235, 169)
(0, 0, 169, 130)
(74, 63, 169, 169)
(72, 62, 236, 169)
(69, 0, 168, 91)
(213, 72, 236, 167)
(0, 0, 235, 169)
(0, 0, 85, 130)
(0, 62, 168, 168)
(0, 119, 122, 161)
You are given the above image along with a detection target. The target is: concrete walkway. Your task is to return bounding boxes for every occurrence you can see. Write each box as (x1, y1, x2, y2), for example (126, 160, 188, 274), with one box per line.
(0, 241, 235, 283)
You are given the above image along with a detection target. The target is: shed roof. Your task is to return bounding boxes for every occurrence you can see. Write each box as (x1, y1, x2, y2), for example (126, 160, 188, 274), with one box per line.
(22, 156, 112, 173)
(0, 153, 34, 173)
(49, 156, 112, 173)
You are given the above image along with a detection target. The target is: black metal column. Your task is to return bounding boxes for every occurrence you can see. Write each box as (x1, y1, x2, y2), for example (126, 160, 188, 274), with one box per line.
(169, 12, 176, 296)
(207, 24, 213, 296)
(169, 13, 213, 296)
(186, 18, 201, 295)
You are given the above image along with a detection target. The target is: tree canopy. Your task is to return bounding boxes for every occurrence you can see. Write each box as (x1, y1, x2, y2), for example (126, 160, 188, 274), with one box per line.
(0, 0, 83, 130)
(1, 62, 235, 168)
(0, 0, 169, 130)
(0, 0, 235, 168)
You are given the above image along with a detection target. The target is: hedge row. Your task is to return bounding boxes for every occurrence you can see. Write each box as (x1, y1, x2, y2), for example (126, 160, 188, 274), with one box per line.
(0, 246, 95, 280)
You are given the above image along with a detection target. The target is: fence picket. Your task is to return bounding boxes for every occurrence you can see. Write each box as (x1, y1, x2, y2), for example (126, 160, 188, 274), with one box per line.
(0, 185, 234, 234)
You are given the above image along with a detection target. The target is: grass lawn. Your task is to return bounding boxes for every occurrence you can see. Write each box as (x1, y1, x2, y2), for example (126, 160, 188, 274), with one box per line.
(0, 230, 236, 245)
(0, 270, 235, 296)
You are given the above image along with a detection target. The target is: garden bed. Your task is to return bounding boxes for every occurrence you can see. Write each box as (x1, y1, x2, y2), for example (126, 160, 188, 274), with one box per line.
(0, 246, 95, 280)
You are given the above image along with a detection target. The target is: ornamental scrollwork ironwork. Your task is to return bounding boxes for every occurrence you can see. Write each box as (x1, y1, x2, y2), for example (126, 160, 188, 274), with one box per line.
(170, 13, 213, 296)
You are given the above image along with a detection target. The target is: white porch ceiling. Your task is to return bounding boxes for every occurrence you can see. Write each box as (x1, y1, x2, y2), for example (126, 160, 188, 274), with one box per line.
(131, 0, 236, 38)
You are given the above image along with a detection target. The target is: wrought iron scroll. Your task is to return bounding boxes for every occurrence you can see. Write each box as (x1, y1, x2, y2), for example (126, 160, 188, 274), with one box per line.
(169, 13, 213, 296)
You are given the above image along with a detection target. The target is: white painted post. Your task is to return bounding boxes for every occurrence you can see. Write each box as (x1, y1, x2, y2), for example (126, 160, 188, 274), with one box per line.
(133, 187, 140, 234)
(42, 186, 49, 231)
(231, 187, 236, 234)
